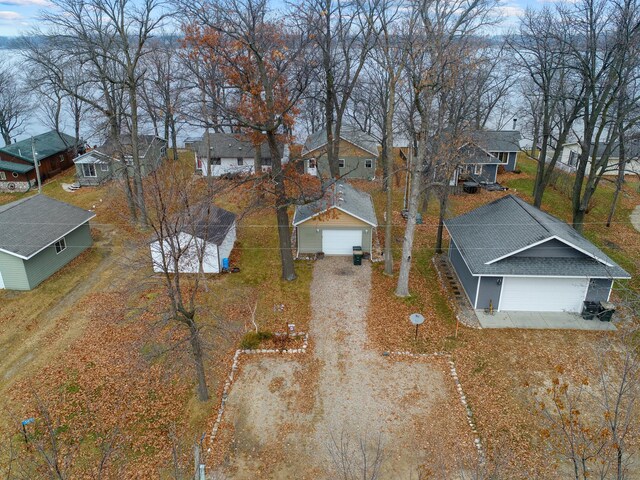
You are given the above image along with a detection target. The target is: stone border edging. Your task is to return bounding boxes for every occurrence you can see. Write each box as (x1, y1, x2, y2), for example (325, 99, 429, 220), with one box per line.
(384, 350, 485, 464)
(207, 332, 309, 450)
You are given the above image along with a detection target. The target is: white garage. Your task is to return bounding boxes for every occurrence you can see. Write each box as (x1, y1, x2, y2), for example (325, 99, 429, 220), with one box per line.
(499, 277, 589, 312)
(322, 229, 363, 255)
(150, 204, 236, 274)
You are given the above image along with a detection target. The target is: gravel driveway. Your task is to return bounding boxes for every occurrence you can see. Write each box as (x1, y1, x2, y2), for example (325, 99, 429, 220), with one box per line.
(213, 257, 474, 479)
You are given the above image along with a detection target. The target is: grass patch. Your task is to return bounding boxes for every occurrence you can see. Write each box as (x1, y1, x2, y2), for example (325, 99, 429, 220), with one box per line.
(239, 330, 274, 349)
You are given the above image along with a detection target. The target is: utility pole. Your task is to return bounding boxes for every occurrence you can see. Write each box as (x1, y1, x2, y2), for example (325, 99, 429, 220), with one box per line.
(31, 137, 42, 193)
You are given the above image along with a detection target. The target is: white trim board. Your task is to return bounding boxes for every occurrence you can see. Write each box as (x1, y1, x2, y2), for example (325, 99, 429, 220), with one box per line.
(293, 205, 376, 227)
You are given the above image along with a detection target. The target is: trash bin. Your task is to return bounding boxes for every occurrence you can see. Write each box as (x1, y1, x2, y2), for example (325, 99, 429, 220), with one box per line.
(598, 301, 616, 322)
(353, 246, 363, 266)
(582, 301, 600, 320)
(463, 181, 479, 194)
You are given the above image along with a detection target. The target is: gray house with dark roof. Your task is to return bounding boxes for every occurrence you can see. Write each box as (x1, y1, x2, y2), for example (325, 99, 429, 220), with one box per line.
(0, 195, 95, 290)
(449, 130, 521, 185)
(445, 195, 629, 313)
(150, 204, 236, 273)
(293, 182, 377, 255)
(73, 135, 167, 186)
(302, 126, 379, 180)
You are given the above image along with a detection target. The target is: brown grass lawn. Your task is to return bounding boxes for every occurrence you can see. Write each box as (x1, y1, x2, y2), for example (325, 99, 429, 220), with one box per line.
(364, 154, 640, 478)
(0, 151, 313, 478)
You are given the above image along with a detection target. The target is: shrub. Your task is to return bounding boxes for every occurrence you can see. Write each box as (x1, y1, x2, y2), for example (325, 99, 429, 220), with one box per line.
(240, 330, 274, 349)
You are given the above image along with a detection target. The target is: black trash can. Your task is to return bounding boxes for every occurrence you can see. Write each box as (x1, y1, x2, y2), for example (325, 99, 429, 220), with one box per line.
(598, 301, 616, 322)
(582, 301, 600, 320)
(353, 246, 363, 266)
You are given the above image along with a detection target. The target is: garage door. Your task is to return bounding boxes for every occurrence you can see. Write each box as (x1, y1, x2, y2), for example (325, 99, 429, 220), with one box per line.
(500, 277, 589, 312)
(322, 229, 363, 255)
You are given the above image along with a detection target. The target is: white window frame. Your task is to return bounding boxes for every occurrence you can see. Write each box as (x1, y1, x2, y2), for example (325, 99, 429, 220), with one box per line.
(474, 164, 482, 175)
(82, 163, 97, 177)
(338, 158, 345, 168)
(365, 159, 373, 168)
(54, 237, 66, 254)
(100, 163, 109, 172)
(0, 171, 5, 180)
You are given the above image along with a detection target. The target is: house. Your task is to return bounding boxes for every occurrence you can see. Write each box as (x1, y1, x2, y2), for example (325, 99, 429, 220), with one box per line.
(558, 141, 640, 176)
(302, 125, 378, 180)
(449, 130, 521, 185)
(150, 204, 236, 274)
(0, 131, 80, 192)
(189, 132, 288, 177)
(293, 182, 377, 256)
(0, 195, 95, 290)
(73, 135, 167, 186)
(444, 194, 630, 313)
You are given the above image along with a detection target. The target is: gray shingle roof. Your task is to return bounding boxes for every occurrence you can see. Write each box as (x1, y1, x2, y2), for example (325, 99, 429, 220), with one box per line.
(97, 135, 165, 158)
(188, 133, 271, 158)
(293, 182, 377, 226)
(190, 204, 236, 245)
(0, 195, 95, 259)
(445, 194, 629, 278)
(0, 131, 77, 163)
(470, 130, 521, 153)
(302, 125, 379, 156)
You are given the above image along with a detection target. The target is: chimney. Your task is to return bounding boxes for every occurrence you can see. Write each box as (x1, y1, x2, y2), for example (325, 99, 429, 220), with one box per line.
(512, 118, 518, 130)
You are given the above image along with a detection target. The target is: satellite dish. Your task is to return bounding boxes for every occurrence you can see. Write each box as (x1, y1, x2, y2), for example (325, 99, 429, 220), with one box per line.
(410, 313, 425, 325)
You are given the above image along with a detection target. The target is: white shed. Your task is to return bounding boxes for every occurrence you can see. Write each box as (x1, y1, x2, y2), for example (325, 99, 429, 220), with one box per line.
(150, 205, 236, 274)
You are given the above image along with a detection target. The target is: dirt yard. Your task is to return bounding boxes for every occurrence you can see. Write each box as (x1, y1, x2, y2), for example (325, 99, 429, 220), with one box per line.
(212, 257, 476, 479)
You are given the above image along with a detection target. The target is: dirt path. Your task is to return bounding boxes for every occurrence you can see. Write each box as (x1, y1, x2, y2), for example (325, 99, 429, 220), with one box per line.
(0, 226, 134, 398)
(214, 258, 474, 479)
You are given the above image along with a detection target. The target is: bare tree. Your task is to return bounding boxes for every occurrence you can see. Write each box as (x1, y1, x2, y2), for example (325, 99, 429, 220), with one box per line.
(325, 430, 386, 480)
(145, 167, 229, 401)
(0, 64, 30, 146)
(510, 7, 583, 208)
(395, 0, 498, 297)
(296, 0, 377, 178)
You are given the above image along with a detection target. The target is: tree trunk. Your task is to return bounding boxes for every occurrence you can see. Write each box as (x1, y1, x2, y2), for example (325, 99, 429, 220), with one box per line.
(383, 80, 396, 276)
(187, 319, 209, 402)
(395, 146, 423, 297)
(435, 186, 449, 254)
(267, 133, 296, 281)
(129, 84, 147, 226)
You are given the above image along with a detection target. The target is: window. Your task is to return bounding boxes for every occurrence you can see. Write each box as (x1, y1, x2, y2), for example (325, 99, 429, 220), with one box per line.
(261, 157, 272, 166)
(338, 159, 345, 168)
(160, 146, 167, 157)
(569, 151, 578, 167)
(54, 237, 66, 254)
(0, 171, 5, 180)
(81, 163, 97, 177)
(12, 172, 19, 178)
(308, 158, 316, 168)
(474, 164, 482, 175)
(59, 154, 65, 163)
(237, 157, 244, 166)
(210, 157, 221, 166)
(125, 156, 133, 166)
(100, 163, 109, 172)
(365, 159, 373, 168)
